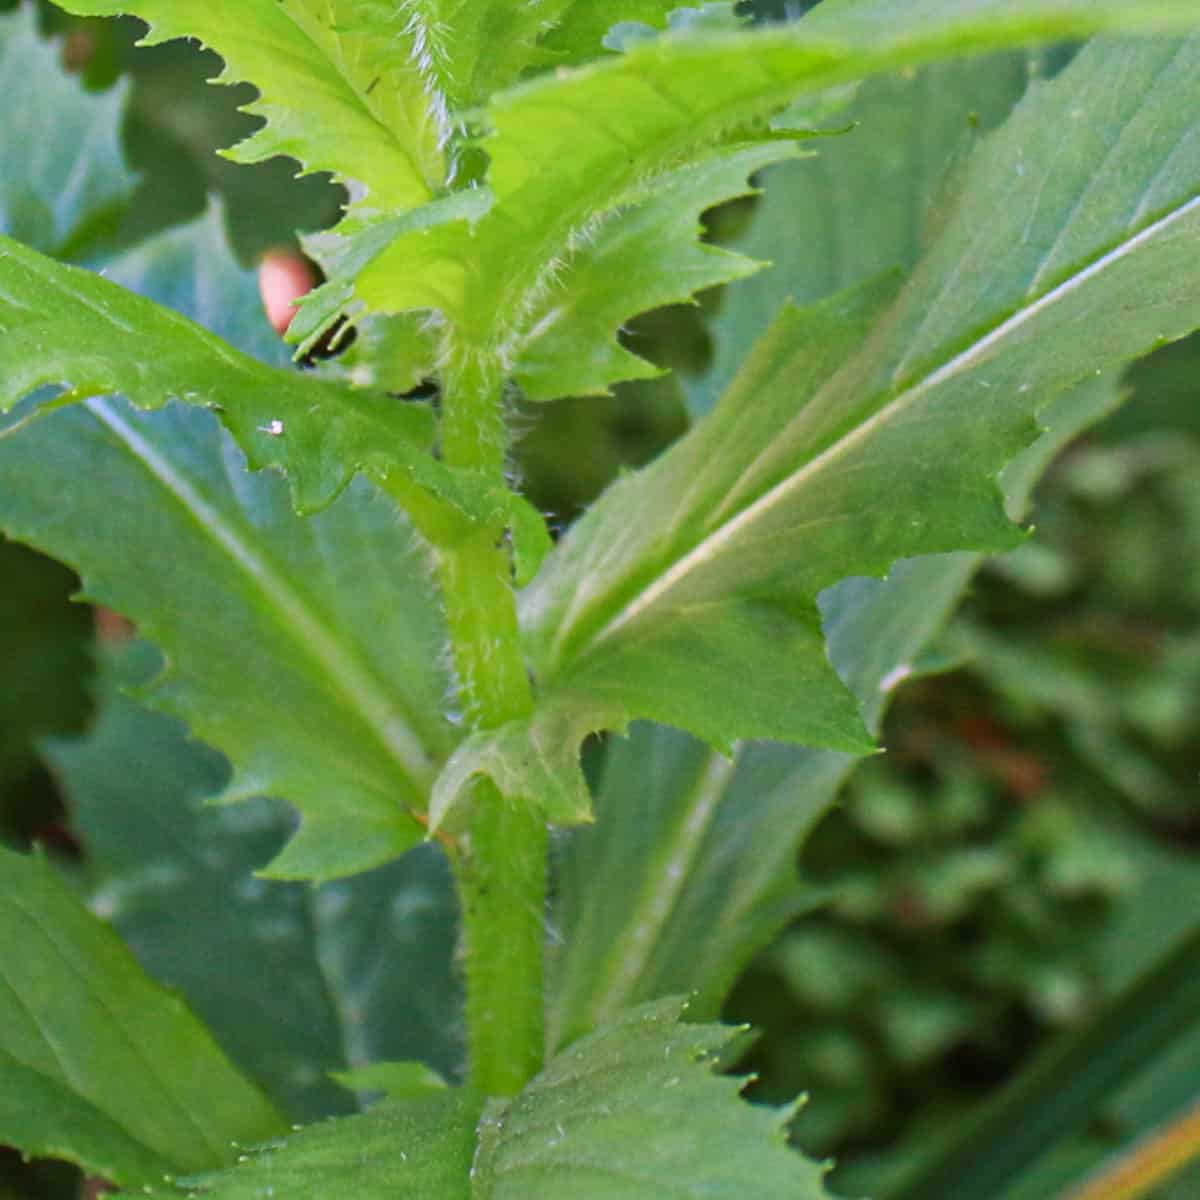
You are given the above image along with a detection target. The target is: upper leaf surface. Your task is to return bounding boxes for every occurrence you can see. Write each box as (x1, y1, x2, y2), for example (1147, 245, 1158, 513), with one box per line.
(0, 845, 285, 1184)
(520, 30, 1200, 753)
(513, 141, 803, 401)
(0, 212, 454, 880)
(474, 997, 830, 1199)
(176, 1089, 482, 1199)
(52, 0, 444, 211)
(357, 0, 1200, 355)
(0, 228, 436, 517)
(0, 6, 135, 256)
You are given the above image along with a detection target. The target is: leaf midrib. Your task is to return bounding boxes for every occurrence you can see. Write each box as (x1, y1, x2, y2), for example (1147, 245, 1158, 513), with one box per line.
(86, 398, 440, 803)
(549, 191, 1200, 673)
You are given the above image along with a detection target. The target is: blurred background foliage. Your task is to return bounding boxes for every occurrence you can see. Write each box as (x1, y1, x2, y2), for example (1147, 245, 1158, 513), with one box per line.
(0, 1, 1197, 1198)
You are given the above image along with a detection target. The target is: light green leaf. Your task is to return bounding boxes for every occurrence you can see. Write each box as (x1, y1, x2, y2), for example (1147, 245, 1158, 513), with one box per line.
(535, 1, 681, 66)
(686, 50, 1039, 417)
(521, 31, 1200, 756)
(514, 141, 803, 401)
(431, 701, 622, 833)
(0, 214, 455, 880)
(0, 5, 135, 256)
(0, 230, 439, 518)
(0, 845, 285, 1184)
(357, 0, 1200, 355)
(51, 0, 444, 211)
(474, 997, 831, 1199)
(176, 1089, 483, 1200)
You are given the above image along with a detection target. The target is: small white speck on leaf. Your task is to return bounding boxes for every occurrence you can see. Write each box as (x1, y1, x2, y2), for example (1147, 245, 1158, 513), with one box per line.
(259, 419, 285, 436)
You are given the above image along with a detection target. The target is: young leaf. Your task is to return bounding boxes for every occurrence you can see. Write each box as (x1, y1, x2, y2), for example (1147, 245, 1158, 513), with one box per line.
(0, 5, 134, 256)
(473, 997, 831, 1199)
(520, 31, 1200, 757)
(176, 1088, 483, 1200)
(0, 845, 285, 1185)
(51, 0, 445, 211)
(357, 0, 1200, 360)
(0, 213, 455, 880)
(513, 141, 804, 402)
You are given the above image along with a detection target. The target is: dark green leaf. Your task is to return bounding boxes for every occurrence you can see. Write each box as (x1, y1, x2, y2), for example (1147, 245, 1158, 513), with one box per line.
(0, 845, 285, 1184)
(0, 5, 135, 256)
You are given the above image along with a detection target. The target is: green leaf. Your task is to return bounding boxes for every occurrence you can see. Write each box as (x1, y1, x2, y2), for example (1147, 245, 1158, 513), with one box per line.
(0, 213, 455, 880)
(514, 141, 803, 402)
(0, 540, 91, 797)
(0, 399, 452, 881)
(535, 1, 681, 66)
(357, 0, 1200, 352)
(0, 4, 135, 256)
(0, 1050, 179, 1190)
(50, 642, 465, 1112)
(685, 50, 1039, 417)
(0, 844, 285, 1185)
(46, 642, 353, 1120)
(176, 1089, 483, 1200)
(51, 0, 444, 211)
(520, 30, 1200, 756)
(474, 997, 830, 1199)
(884, 923, 1200, 1200)
(431, 700, 621, 832)
(0, 229, 438, 518)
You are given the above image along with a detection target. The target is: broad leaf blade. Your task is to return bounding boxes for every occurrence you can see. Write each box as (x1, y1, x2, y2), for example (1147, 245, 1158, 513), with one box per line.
(686, 50, 1039, 417)
(0, 845, 285, 1182)
(52, 0, 444, 211)
(0, 1050, 178, 1190)
(0, 229, 436, 517)
(358, 0, 1200, 348)
(0, 401, 448, 881)
(175, 1089, 482, 1199)
(475, 997, 831, 1199)
(0, 5, 134, 256)
(52, 643, 465, 1115)
(521, 31, 1200, 755)
(0, 214, 454, 880)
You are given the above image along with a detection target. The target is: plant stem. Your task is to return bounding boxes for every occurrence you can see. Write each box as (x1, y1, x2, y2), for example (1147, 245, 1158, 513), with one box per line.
(437, 343, 546, 1096)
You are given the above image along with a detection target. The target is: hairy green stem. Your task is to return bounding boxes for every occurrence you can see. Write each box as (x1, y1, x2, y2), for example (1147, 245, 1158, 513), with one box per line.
(437, 345, 546, 1096)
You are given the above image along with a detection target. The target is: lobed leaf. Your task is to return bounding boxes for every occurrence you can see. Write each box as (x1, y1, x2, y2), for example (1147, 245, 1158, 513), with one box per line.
(0, 5, 135, 257)
(520, 30, 1200, 757)
(0, 845, 285, 1186)
(357, 0, 1200, 360)
(474, 997, 830, 1199)
(52, 642, 465, 1114)
(0, 212, 455, 880)
(51, 0, 444, 211)
(514, 141, 803, 401)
